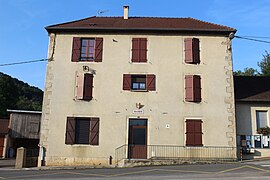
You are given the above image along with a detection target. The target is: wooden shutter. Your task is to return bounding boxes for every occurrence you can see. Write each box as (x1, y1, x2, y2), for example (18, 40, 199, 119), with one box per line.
(186, 120, 195, 146)
(94, 38, 103, 62)
(192, 38, 200, 64)
(72, 37, 81, 62)
(76, 73, 84, 100)
(186, 120, 203, 146)
(90, 118, 99, 145)
(132, 38, 140, 62)
(123, 74, 131, 90)
(83, 73, 93, 101)
(194, 120, 203, 146)
(185, 75, 194, 101)
(65, 117, 75, 145)
(147, 74, 156, 91)
(193, 75, 201, 102)
(139, 38, 147, 62)
(184, 38, 200, 64)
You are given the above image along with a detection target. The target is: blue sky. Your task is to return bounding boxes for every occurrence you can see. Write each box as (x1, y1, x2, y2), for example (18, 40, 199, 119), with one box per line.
(0, 0, 269, 89)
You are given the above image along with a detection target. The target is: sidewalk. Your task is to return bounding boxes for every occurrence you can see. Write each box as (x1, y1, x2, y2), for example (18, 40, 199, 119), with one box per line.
(0, 158, 15, 169)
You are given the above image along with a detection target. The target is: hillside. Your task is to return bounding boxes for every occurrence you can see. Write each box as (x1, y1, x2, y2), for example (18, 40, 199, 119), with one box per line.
(0, 72, 43, 118)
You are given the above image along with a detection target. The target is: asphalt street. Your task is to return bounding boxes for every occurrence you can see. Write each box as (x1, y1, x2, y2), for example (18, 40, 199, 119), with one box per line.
(1, 160, 270, 179)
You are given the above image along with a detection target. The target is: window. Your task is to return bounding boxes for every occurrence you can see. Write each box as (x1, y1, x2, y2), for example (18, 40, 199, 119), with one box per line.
(186, 119, 203, 146)
(75, 73, 93, 101)
(65, 117, 99, 145)
(184, 38, 200, 64)
(123, 74, 155, 91)
(185, 75, 201, 102)
(132, 38, 147, 62)
(71, 37, 103, 62)
(256, 111, 268, 129)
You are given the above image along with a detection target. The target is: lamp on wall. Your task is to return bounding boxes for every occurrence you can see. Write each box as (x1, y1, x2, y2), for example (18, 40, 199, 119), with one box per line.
(136, 103, 144, 109)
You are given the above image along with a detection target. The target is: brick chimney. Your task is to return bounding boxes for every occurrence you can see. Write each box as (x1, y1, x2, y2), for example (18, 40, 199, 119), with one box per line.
(123, 6, 129, 19)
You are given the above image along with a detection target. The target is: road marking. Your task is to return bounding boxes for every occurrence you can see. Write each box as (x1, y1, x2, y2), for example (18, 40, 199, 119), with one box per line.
(0, 177, 5, 179)
(260, 165, 270, 167)
(245, 165, 270, 173)
(155, 168, 213, 174)
(6, 171, 66, 179)
(217, 165, 246, 173)
(107, 169, 157, 177)
(65, 171, 108, 177)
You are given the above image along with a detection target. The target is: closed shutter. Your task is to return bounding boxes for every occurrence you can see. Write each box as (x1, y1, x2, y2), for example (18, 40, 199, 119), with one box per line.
(72, 37, 81, 62)
(192, 38, 200, 64)
(184, 38, 193, 63)
(132, 38, 140, 62)
(83, 73, 93, 101)
(90, 118, 99, 145)
(146, 74, 156, 91)
(193, 75, 201, 102)
(185, 75, 194, 101)
(123, 74, 131, 90)
(139, 38, 147, 62)
(76, 73, 84, 100)
(94, 38, 103, 62)
(65, 117, 76, 145)
(194, 120, 203, 146)
(186, 120, 203, 146)
(186, 120, 195, 146)
(184, 38, 200, 64)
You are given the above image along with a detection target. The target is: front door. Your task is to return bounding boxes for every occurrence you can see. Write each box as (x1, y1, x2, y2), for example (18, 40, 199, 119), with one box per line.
(0, 135, 4, 158)
(128, 119, 147, 159)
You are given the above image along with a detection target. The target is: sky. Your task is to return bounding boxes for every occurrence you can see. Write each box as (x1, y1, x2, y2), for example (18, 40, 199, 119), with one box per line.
(0, 0, 270, 90)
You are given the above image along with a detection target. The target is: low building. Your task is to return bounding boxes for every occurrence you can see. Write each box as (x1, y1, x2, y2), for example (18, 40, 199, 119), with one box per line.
(235, 76, 270, 159)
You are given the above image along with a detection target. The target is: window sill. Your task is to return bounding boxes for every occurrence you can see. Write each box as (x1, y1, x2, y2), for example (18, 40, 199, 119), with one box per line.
(131, 90, 148, 92)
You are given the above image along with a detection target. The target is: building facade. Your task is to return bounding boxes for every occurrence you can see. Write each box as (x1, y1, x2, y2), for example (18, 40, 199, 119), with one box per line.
(235, 76, 270, 159)
(39, 7, 237, 167)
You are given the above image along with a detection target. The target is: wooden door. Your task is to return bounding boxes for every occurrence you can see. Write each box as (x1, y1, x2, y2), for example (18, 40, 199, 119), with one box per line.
(128, 119, 147, 159)
(0, 135, 4, 158)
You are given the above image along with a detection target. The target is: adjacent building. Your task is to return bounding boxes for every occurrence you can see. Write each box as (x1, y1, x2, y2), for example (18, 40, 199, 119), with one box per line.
(39, 6, 237, 167)
(235, 76, 270, 159)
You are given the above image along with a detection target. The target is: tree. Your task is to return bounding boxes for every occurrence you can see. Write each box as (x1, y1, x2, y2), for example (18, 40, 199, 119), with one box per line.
(258, 51, 270, 76)
(233, 67, 259, 76)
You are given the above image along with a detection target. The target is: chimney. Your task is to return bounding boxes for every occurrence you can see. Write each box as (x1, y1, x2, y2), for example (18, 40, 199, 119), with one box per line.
(123, 6, 129, 19)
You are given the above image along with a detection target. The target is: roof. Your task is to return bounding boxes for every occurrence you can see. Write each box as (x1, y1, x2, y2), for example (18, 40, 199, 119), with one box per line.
(0, 119, 9, 134)
(7, 109, 42, 114)
(46, 16, 236, 34)
(234, 76, 270, 102)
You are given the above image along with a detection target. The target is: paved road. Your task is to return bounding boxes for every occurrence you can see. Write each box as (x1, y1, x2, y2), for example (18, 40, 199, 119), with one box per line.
(1, 161, 270, 179)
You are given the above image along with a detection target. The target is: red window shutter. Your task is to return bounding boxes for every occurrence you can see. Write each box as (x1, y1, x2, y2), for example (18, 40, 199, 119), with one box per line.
(83, 73, 93, 101)
(184, 38, 200, 64)
(185, 75, 194, 101)
(123, 74, 131, 90)
(193, 75, 201, 102)
(132, 38, 140, 62)
(194, 120, 203, 146)
(139, 38, 147, 62)
(186, 120, 195, 146)
(66, 117, 75, 145)
(192, 38, 200, 64)
(72, 37, 81, 62)
(147, 74, 156, 91)
(89, 118, 99, 145)
(76, 73, 84, 100)
(184, 38, 193, 63)
(94, 38, 103, 62)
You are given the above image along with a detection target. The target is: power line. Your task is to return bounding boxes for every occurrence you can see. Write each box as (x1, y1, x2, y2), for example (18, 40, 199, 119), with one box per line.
(235, 35, 270, 44)
(240, 36, 270, 39)
(0, 58, 49, 67)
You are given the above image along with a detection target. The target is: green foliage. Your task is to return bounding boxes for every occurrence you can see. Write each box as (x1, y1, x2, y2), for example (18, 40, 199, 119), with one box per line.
(233, 67, 259, 76)
(257, 126, 270, 135)
(0, 72, 43, 118)
(258, 51, 270, 77)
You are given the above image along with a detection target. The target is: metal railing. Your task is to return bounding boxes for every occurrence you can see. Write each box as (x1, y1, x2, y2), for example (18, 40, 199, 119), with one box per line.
(115, 145, 237, 163)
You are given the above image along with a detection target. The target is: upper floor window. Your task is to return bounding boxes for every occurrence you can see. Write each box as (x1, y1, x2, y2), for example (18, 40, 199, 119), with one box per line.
(185, 75, 201, 102)
(256, 110, 268, 129)
(71, 37, 103, 62)
(132, 38, 147, 63)
(184, 38, 200, 64)
(75, 73, 93, 101)
(123, 74, 155, 91)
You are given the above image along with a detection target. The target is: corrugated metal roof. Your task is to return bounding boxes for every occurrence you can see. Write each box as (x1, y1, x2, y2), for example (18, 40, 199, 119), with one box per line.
(46, 16, 236, 34)
(234, 76, 270, 102)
